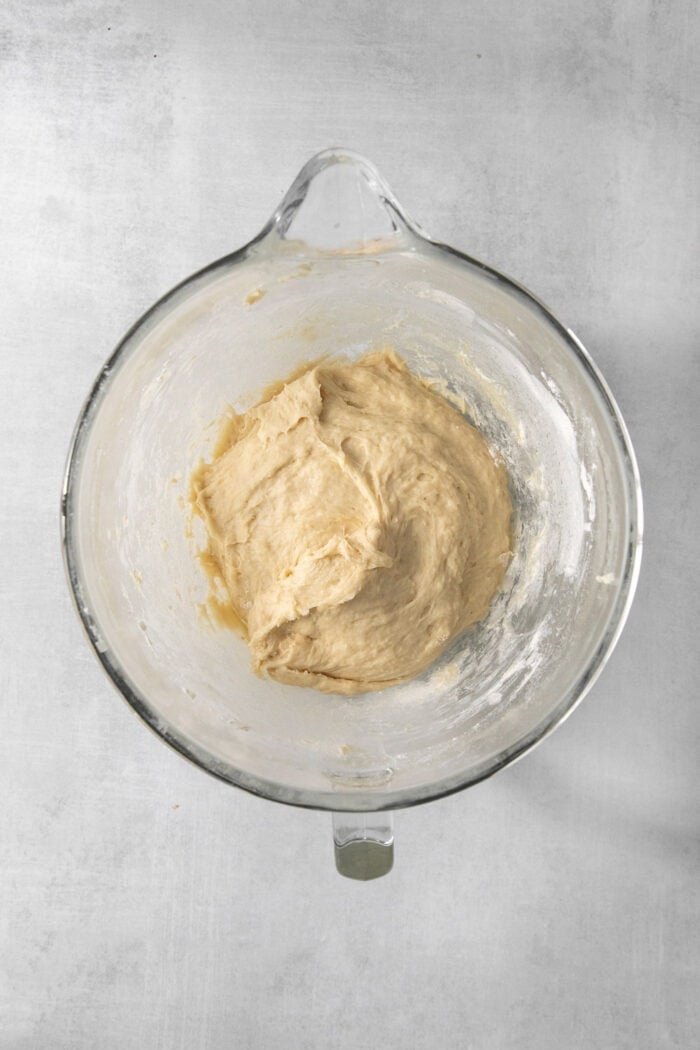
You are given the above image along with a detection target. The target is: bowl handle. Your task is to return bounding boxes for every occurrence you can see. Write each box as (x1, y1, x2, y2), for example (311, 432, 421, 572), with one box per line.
(266, 148, 420, 253)
(332, 811, 394, 880)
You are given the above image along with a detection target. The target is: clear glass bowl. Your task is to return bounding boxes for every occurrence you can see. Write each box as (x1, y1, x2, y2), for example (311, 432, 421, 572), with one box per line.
(62, 149, 642, 876)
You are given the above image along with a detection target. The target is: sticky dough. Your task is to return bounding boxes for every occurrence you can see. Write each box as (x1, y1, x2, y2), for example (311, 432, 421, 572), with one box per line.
(193, 349, 512, 694)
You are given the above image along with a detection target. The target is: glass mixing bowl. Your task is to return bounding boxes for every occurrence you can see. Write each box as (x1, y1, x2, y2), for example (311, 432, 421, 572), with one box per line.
(62, 149, 642, 879)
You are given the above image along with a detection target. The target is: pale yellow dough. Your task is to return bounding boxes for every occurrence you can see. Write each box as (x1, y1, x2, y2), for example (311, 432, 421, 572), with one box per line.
(193, 350, 512, 694)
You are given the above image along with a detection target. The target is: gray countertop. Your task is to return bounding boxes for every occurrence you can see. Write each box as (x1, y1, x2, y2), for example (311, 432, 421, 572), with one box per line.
(2, 2, 698, 1047)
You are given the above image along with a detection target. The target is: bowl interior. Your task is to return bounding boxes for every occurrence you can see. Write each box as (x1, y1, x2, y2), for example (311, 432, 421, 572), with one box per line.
(65, 240, 639, 809)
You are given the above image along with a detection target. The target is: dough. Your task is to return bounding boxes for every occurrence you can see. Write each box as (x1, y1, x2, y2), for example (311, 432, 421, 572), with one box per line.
(192, 349, 512, 694)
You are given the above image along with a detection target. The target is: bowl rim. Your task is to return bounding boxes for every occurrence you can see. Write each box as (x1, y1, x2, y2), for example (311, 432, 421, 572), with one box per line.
(61, 230, 643, 813)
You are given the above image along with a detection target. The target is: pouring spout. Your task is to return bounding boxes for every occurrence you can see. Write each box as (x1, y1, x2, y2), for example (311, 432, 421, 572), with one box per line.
(268, 147, 419, 254)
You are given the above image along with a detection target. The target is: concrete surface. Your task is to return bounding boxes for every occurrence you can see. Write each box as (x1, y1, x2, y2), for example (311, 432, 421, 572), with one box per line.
(2, 1, 699, 1047)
